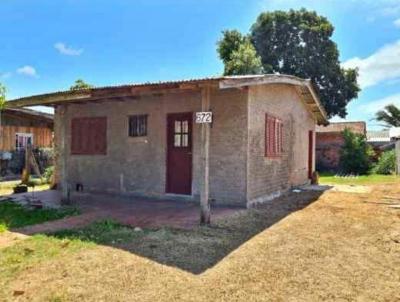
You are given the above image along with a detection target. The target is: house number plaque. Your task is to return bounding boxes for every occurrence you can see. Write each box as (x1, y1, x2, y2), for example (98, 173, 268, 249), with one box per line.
(195, 112, 213, 124)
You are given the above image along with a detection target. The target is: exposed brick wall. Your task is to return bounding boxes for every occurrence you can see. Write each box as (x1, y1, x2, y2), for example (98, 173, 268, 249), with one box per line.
(56, 88, 248, 206)
(246, 84, 315, 205)
(55, 84, 316, 207)
(208, 89, 248, 204)
(316, 132, 344, 171)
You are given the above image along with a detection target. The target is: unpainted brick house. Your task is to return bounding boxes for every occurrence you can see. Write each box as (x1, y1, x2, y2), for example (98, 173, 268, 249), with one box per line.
(7, 75, 327, 208)
(316, 121, 366, 172)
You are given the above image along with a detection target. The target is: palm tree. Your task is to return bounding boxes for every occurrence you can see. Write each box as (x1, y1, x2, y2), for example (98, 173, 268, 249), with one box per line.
(375, 104, 400, 128)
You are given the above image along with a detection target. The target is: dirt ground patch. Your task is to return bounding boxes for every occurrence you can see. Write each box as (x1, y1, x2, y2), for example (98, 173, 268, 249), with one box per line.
(0, 231, 28, 249)
(331, 184, 372, 193)
(1, 183, 400, 301)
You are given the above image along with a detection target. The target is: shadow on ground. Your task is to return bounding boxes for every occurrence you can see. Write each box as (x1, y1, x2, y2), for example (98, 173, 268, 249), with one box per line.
(49, 190, 324, 274)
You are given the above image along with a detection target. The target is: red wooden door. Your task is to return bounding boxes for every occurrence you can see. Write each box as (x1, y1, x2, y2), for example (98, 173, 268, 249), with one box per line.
(166, 113, 193, 195)
(308, 130, 314, 179)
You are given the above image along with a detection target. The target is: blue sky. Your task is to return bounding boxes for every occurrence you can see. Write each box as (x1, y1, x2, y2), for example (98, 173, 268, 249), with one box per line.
(1, 0, 400, 129)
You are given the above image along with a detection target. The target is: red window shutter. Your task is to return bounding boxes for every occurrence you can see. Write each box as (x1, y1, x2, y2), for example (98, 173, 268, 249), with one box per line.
(280, 122, 283, 153)
(71, 120, 77, 153)
(270, 118, 274, 156)
(270, 117, 276, 156)
(97, 117, 107, 154)
(268, 116, 271, 156)
(71, 117, 107, 155)
(265, 114, 283, 158)
(265, 114, 268, 157)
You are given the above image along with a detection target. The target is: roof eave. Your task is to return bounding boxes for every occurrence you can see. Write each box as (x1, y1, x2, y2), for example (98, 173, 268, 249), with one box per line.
(219, 75, 328, 125)
(5, 75, 329, 125)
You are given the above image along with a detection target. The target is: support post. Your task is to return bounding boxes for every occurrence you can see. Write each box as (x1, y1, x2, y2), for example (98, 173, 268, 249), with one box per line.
(200, 86, 211, 224)
(21, 145, 30, 184)
(396, 140, 400, 175)
(57, 105, 70, 204)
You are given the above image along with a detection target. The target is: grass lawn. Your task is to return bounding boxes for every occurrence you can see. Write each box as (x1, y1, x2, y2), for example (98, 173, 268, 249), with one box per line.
(0, 201, 79, 233)
(319, 172, 400, 186)
(0, 184, 399, 301)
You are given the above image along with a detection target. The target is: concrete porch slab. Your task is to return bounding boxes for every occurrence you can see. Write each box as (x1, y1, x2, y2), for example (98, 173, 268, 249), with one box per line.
(1, 190, 62, 208)
(10, 190, 243, 234)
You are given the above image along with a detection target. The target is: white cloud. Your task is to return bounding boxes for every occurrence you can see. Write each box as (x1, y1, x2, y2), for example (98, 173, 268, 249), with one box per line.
(394, 18, 400, 27)
(54, 42, 83, 56)
(358, 93, 400, 114)
(342, 40, 400, 89)
(16, 65, 38, 78)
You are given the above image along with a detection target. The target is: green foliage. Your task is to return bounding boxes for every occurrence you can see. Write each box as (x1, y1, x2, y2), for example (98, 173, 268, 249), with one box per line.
(69, 79, 93, 91)
(217, 30, 246, 64)
(224, 41, 263, 75)
(372, 150, 396, 175)
(375, 104, 400, 127)
(0, 82, 6, 110)
(218, 31, 263, 75)
(319, 172, 400, 185)
(339, 128, 373, 175)
(0, 201, 79, 232)
(43, 165, 54, 184)
(217, 8, 360, 118)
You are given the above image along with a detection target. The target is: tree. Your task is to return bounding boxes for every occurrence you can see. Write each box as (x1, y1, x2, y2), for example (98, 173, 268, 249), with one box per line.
(340, 128, 373, 175)
(69, 79, 93, 91)
(224, 41, 263, 75)
(0, 83, 6, 110)
(217, 9, 360, 118)
(375, 104, 400, 128)
(372, 150, 396, 175)
(217, 31, 263, 75)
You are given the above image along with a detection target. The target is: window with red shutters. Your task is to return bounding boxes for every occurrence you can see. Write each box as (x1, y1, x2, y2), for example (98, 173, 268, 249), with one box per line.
(265, 114, 283, 158)
(71, 117, 107, 155)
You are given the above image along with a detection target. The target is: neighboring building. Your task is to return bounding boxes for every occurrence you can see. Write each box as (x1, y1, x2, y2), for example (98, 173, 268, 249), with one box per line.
(366, 130, 390, 144)
(0, 108, 53, 152)
(316, 121, 366, 172)
(389, 127, 400, 140)
(367, 128, 399, 154)
(6, 75, 327, 208)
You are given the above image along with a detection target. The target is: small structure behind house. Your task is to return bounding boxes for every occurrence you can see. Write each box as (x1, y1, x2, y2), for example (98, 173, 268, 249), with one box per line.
(0, 108, 53, 177)
(316, 121, 366, 172)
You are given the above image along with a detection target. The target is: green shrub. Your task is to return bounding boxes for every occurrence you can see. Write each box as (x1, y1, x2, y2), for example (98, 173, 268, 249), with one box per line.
(339, 128, 374, 175)
(372, 150, 396, 175)
(43, 166, 54, 184)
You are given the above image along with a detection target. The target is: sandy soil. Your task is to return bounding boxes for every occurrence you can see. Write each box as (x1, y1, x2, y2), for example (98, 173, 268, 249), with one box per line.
(2, 183, 400, 301)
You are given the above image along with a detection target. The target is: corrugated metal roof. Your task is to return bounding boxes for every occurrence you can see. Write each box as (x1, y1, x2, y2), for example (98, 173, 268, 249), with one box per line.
(4, 107, 53, 120)
(367, 130, 390, 141)
(5, 74, 327, 124)
(8, 76, 225, 101)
